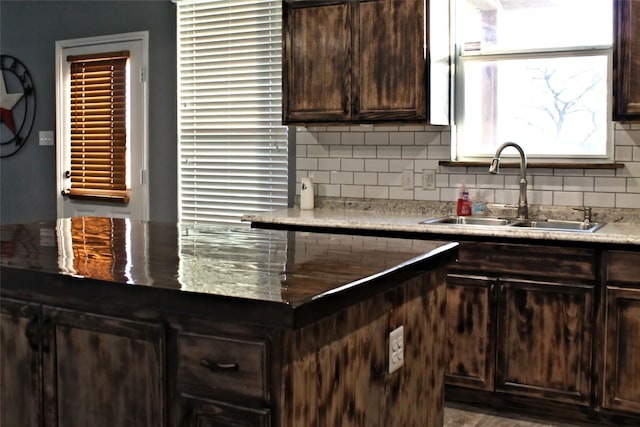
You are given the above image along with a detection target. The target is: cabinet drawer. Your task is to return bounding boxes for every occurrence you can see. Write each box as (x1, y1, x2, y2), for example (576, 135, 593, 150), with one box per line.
(606, 251, 640, 284)
(453, 243, 595, 280)
(177, 332, 268, 400)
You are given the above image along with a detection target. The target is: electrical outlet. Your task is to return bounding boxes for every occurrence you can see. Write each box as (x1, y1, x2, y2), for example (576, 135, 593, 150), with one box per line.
(422, 169, 436, 190)
(402, 170, 414, 190)
(388, 325, 404, 373)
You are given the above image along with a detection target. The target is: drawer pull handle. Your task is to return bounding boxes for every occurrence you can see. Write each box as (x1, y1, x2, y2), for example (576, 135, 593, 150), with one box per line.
(200, 359, 239, 372)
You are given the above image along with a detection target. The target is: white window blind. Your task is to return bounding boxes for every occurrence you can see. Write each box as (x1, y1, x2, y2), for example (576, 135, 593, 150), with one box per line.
(177, 0, 288, 224)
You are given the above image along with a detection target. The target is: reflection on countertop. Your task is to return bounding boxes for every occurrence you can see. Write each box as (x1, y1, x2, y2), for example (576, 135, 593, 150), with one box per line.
(0, 217, 455, 306)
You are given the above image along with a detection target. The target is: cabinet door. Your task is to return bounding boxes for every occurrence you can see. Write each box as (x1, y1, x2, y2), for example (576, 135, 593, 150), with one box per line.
(613, 0, 640, 120)
(0, 298, 42, 427)
(603, 287, 640, 413)
(41, 306, 165, 427)
(445, 274, 495, 391)
(283, 1, 351, 123)
(496, 279, 594, 405)
(354, 0, 426, 121)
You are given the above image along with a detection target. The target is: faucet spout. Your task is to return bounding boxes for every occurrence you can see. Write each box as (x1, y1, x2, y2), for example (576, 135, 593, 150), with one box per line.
(488, 142, 529, 219)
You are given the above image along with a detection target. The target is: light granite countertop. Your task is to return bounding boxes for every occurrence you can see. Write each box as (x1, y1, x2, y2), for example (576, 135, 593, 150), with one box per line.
(242, 200, 640, 246)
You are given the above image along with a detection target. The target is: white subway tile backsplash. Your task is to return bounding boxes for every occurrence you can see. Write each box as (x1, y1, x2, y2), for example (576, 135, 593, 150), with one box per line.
(390, 132, 414, 145)
(364, 185, 389, 199)
(615, 146, 633, 161)
(477, 174, 505, 188)
(354, 172, 377, 185)
(495, 189, 520, 205)
(298, 158, 318, 170)
(329, 145, 353, 158)
(378, 172, 399, 186)
(584, 192, 615, 208)
(365, 132, 389, 145)
(330, 171, 353, 184)
(415, 188, 441, 201)
(341, 185, 364, 198)
(296, 125, 640, 210)
(415, 132, 441, 145)
(341, 132, 365, 145)
(427, 145, 450, 160)
(318, 158, 341, 171)
(627, 177, 640, 193)
(389, 159, 414, 172)
(402, 145, 428, 159)
(341, 158, 364, 172)
(364, 159, 389, 172)
(389, 187, 415, 200)
(307, 144, 329, 157)
(532, 175, 563, 191)
(564, 177, 594, 192)
(310, 171, 330, 184)
(594, 177, 627, 192)
(616, 193, 640, 208)
(317, 183, 340, 197)
(528, 190, 554, 206)
(553, 191, 584, 206)
(353, 145, 377, 158)
(378, 146, 403, 159)
(615, 129, 640, 146)
(318, 132, 341, 145)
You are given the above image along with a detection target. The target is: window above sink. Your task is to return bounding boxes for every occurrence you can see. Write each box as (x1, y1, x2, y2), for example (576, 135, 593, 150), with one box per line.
(453, 0, 614, 164)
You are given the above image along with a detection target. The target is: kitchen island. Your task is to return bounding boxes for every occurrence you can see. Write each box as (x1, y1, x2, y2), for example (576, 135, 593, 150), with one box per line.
(0, 217, 457, 427)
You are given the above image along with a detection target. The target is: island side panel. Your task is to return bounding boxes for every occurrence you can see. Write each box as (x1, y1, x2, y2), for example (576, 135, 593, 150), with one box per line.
(280, 266, 447, 427)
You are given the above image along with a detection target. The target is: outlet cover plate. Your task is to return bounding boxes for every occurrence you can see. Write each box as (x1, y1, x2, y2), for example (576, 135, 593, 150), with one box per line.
(389, 325, 404, 373)
(422, 169, 436, 190)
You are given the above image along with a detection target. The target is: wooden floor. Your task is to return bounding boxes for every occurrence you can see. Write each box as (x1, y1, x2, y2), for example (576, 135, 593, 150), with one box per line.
(444, 403, 593, 427)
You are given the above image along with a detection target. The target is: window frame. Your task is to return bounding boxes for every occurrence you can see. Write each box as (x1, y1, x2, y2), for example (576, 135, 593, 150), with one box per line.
(55, 31, 149, 220)
(452, 3, 615, 164)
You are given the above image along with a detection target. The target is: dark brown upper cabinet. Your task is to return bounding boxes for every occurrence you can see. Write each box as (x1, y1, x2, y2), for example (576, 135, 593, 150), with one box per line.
(282, 0, 449, 125)
(613, 0, 640, 121)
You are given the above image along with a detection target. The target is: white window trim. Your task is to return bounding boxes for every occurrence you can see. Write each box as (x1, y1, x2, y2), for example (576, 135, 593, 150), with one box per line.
(55, 31, 149, 219)
(451, 9, 615, 164)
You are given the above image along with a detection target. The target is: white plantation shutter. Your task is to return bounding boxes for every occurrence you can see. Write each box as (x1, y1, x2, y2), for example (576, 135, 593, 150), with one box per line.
(178, 0, 288, 224)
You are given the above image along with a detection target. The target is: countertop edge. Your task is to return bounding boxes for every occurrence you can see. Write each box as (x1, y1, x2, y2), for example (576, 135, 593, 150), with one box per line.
(0, 241, 459, 330)
(242, 209, 640, 246)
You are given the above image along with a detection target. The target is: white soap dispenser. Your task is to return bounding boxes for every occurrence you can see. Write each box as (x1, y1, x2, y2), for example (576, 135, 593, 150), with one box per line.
(300, 177, 314, 210)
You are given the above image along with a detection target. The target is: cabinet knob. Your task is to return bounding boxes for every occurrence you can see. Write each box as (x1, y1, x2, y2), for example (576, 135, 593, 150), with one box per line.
(199, 359, 239, 372)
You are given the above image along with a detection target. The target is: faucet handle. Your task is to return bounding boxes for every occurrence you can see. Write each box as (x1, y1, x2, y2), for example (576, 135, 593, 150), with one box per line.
(573, 207, 592, 223)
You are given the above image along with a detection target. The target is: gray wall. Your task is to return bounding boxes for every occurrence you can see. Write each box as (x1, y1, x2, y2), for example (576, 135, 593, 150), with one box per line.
(0, 0, 178, 224)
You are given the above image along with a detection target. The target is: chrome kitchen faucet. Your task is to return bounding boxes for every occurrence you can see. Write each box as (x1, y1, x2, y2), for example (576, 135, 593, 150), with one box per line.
(489, 142, 529, 219)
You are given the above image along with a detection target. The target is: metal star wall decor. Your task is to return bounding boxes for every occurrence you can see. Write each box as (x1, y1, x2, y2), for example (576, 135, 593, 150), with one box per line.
(1, 55, 36, 158)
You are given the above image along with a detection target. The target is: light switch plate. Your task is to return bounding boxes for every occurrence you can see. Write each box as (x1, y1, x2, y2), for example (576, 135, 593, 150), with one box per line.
(39, 130, 54, 146)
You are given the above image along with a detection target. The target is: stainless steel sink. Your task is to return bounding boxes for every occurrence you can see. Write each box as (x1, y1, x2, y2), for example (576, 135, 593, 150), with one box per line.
(510, 219, 604, 232)
(420, 216, 521, 226)
(420, 216, 605, 233)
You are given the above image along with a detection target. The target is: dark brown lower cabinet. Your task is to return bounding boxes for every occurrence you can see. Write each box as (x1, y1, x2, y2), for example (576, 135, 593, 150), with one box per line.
(445, 274, 495, 391)
(603, 250, 640, 413)
(603, 287, 640, 413)
(445, 274, 594, 405)
(496, 279, 593, 405)
(0, 298, 165, 427)
(446, 243, 640, 424)
(0, 298, 42, 427)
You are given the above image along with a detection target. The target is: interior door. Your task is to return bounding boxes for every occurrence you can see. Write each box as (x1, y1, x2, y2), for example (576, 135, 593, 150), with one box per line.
(56, 33, 148, 220)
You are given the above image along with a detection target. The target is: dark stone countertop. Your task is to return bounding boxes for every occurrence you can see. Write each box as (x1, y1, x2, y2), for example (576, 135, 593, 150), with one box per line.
(0, 217, 457, 328)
